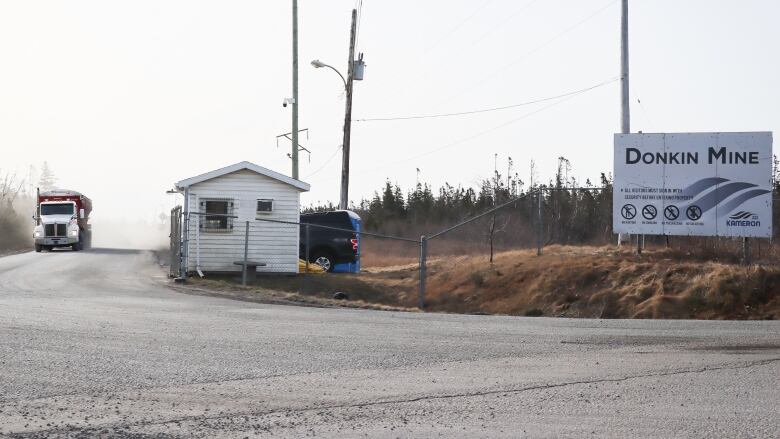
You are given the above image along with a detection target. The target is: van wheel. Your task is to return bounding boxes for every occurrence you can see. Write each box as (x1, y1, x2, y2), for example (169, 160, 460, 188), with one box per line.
(35, 245, 42, 253)
(312, 251, 334, 272)
(72, 242, 82, 251)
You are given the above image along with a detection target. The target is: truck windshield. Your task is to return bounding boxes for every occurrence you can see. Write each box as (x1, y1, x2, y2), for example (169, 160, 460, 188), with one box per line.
(40, 204, 74, 216)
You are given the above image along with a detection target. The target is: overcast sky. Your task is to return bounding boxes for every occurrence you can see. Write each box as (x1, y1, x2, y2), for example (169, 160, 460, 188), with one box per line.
(1, 0, 778, 223)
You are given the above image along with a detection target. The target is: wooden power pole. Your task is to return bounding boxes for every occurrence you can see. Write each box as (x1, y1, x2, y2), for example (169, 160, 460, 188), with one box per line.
(339, 9, 357, 210)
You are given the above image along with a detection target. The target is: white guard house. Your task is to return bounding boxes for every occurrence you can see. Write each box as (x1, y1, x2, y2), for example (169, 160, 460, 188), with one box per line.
(175, 161, 310, 275)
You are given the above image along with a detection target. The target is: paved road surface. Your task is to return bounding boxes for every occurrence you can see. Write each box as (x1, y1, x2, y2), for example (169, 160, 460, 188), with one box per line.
(0, 249, 778, 438)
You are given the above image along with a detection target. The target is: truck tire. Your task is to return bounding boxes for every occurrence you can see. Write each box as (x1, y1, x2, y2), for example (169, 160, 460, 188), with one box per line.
(72, 241, 82, 251)
(35, 244, 42, 253)
(311, 250, 335, 272)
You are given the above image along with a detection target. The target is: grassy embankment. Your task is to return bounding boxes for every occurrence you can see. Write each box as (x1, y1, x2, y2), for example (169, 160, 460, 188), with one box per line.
(190, 245, 779, 320)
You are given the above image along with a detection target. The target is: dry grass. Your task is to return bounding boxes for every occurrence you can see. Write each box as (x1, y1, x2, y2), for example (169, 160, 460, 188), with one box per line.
(359, 238, 418, 267)
(359, 235, 530, 268)
(419, 245, 780, 319)
(188, 245, 780, 320)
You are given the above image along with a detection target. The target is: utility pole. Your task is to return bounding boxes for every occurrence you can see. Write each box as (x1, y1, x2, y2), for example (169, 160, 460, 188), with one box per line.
(620, 0, 630, 135)
(619, 0, 638, 254)
(339, 9, 357, 210)
(291, 0, 300, 179)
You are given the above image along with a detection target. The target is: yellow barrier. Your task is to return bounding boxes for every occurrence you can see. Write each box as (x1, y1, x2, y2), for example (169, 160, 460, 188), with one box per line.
(299, 259, 325, 274)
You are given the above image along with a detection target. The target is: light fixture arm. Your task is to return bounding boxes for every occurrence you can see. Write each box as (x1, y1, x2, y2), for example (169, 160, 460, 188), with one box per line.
(314, 61, 348, 92)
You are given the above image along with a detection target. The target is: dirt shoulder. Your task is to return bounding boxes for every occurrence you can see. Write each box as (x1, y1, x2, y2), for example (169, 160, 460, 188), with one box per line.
(170, 277, 417, 313)
(0, 248, 30, 258)
(170, 246, 780, 320)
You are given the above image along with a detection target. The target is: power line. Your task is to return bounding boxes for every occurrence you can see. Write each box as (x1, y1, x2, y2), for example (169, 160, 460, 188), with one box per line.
(354, 76, 618, 122)
(356, 79, 613, 175)
(424, 0, 493, 54)
(354, 0, 364, 50)
(395, 94, 580, 163)
(304, 145, 342, 180)
(469, 0, 541, 47)
(377, 0, 498, 103)
(435, 0, 619, 107)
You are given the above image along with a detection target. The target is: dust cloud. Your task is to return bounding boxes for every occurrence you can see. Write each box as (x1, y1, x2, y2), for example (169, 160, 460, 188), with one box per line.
(0, 207, 32, 251)
(90, 218, 169, 251)
(0, 196, 34, 252)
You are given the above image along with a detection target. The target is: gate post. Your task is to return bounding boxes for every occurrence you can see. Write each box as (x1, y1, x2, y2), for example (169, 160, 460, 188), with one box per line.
(536, 191, 543, 256)
(169, 207, 178, 278)
(305, 224, 310, 274)
(242, 221, 249, 286)
(182, 211, 189, 280)
(419, 235, 427, 310)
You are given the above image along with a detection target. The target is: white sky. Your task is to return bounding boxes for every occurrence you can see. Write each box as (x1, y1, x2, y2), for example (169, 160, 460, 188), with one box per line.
(1, 0, 779, 223)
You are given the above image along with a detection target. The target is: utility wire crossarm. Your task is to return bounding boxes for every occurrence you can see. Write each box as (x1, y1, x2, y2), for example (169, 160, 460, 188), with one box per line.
(276, 129, 311, 163)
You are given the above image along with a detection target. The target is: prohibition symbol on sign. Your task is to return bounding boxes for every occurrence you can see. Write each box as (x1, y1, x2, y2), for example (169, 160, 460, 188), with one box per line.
(642, 205, 657, 220)
(621, 204, 636, 220)
(664, 205, 680, 221)
(686, 205, 702, 221)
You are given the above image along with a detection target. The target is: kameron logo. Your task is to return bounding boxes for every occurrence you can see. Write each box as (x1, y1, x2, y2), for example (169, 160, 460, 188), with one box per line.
(726, 211, 760, 227)
(728, 211, 756, 220)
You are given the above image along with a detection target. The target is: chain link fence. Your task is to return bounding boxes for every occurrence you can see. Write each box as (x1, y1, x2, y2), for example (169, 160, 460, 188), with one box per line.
(170, 208, 419, 286)
(170, 191, 554, 307)
(170, 187, 779, 311)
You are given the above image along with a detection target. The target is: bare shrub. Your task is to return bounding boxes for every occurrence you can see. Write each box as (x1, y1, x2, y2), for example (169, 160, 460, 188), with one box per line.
(0, 172, 34, 251)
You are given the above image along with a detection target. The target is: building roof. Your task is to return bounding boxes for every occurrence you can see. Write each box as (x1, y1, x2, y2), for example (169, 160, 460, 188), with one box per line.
(175, 161, 310, 192)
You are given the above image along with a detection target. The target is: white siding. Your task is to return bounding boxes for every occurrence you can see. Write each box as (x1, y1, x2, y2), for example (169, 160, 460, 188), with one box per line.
(185, 169, 301, 274)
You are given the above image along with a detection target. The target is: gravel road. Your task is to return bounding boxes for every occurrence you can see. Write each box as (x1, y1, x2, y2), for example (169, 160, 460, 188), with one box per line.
(1, 249, 778, 438)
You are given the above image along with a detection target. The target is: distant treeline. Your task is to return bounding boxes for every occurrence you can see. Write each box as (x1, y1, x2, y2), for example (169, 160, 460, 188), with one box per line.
(304, 158, 615, 246)
(304, 156, 780, 252)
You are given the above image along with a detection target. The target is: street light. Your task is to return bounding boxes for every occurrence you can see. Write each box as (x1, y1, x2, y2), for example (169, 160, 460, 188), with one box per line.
(312, 57, 353, 210)
(310, 9, 365, 210)
(311, 60, 347, 91)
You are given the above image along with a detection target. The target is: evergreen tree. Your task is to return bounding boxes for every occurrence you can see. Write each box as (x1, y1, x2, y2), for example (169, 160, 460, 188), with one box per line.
(38, 162, 57, 192)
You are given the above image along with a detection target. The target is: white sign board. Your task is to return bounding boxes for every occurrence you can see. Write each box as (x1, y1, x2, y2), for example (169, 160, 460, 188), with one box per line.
(613, 132, 773, 238)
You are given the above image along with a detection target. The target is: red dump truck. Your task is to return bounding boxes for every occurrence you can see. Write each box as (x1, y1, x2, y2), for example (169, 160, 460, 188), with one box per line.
(33, 189, 92, 252)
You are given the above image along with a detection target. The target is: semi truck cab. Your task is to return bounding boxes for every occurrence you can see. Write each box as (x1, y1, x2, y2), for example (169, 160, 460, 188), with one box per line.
(33, 190, 92, 252)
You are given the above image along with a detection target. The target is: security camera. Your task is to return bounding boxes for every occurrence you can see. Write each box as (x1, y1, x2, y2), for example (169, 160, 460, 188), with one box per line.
(283, 97, 295, 108)
(282, 101, 287, 108)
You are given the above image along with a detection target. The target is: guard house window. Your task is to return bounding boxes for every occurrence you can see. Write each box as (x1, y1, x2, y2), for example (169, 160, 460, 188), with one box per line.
(256, 199, 273, 216)
(200, 199, 233, 232)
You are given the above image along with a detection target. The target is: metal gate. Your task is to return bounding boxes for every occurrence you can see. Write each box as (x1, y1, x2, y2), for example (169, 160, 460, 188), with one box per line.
(169, 206, 182, 278)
